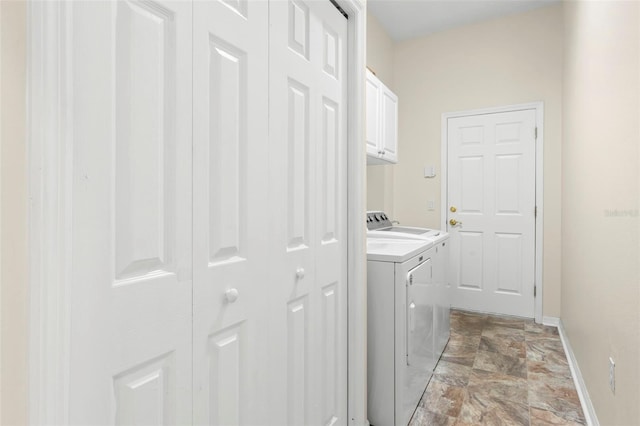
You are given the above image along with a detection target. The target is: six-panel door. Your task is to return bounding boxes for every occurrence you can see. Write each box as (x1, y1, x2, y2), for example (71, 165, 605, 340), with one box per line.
(447, 109, 536, 317)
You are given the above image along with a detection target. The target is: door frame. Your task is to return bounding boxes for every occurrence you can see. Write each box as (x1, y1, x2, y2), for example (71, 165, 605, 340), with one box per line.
(440, 102, 544, 323)
(26, 1, 368, 425)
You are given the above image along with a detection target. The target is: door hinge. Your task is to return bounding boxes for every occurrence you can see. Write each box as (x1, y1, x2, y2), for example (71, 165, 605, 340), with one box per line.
(534, 127, 538, 140)
(535, 206, 537, 217)
(534, 285, 537, 297)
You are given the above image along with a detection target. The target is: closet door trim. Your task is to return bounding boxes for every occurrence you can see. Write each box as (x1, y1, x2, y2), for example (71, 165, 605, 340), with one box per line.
(27, 2, 75, 424)
(332, 1, 367, 424)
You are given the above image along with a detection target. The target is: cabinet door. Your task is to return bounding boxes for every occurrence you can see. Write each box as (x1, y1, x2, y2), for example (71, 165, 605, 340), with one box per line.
(381, 87, 398, 163)
(365, 70, 381, 158)
(192, 1, 270, 424)
(404, 258, 435, 425)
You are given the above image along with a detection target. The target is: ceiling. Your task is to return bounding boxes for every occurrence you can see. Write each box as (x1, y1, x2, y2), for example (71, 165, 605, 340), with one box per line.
(367, 0, 560, 42)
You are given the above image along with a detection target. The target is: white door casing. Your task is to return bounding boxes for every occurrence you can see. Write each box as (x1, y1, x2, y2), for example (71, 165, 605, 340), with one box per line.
(269, 0, 349, 424)
(192, 0, 270, 424)
(69, 1, 193, 423)
(446, 109, 537, 318)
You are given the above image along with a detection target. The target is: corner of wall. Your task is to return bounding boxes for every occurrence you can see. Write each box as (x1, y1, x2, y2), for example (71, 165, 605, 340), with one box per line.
(366, 9, 397, 215)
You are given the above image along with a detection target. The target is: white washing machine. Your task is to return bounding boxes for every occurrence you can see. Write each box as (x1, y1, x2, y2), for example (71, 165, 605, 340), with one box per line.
(367, 211, 451, 360)
(367, 237, 437, 426)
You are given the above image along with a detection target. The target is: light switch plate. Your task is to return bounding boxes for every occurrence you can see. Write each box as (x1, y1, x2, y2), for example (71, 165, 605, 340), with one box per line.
(424, 166, 436, 178)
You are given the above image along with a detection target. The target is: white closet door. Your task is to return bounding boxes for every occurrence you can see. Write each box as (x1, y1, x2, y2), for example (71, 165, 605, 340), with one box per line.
(192, 1, 270, 425)
(69, 1, 192, 424)
(269, 1, 349, 424)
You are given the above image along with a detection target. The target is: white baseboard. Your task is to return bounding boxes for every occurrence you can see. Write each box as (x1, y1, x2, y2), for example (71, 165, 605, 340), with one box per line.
(557, 319, 600, 426)
(542, 316, 560, 327)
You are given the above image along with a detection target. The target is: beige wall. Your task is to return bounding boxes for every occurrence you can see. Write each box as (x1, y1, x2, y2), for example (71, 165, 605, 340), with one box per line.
(0, 1, 28, 425)
(366, 11, 394, 88)
(391, 4, 564, 317)
(562, 1, 640, 424)
(366, 11, 396, 216)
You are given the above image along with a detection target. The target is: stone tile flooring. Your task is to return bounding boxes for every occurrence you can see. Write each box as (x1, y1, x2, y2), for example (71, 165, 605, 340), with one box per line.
(410, 310, 586, 426)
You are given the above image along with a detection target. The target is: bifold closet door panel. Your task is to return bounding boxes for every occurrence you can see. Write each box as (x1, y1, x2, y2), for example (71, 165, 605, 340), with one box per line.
(192, 1, 270, 425)
(268, 1, 349, 424)
(69, 1, 193, 424)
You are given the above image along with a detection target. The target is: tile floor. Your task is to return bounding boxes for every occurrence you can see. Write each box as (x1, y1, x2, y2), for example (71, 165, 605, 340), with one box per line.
(410, 310, 586, 426)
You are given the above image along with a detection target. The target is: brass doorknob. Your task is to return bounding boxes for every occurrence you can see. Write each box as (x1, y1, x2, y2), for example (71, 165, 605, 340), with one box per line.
(449, 219, 462, 226)
(450, 206, 457, 212)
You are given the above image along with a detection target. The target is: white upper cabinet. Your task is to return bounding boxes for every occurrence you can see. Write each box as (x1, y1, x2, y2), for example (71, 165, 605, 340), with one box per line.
(365, 72, 382, 158)
(366, 69, 398, 164)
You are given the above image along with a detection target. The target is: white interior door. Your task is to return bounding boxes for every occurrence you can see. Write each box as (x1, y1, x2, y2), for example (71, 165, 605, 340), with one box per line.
(192, 1, 270, 424)
(268, 1, 349, 424)
(447, 109, 536, 318)
(70, 1, 193, 423)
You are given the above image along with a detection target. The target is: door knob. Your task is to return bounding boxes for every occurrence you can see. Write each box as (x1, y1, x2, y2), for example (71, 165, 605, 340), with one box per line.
(296, 267, 305, 279)
(450, 206, 457, 212)
(225, 288, 239, 303)
(449, 219, 462, 226)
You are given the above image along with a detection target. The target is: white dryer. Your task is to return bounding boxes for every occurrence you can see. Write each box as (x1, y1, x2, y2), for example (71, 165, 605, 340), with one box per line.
(366, 237, 437, 426)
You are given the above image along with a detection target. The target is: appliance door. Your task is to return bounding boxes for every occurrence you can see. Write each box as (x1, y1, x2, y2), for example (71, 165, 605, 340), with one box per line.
(404, 258, 436, 424)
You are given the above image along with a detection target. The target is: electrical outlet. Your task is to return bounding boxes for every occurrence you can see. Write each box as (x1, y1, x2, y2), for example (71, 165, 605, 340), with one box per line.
(609, 357, 616, 394)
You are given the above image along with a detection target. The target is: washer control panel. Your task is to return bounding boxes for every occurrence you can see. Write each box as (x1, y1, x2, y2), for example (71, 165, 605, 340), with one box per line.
(366, 211, 393, 231)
